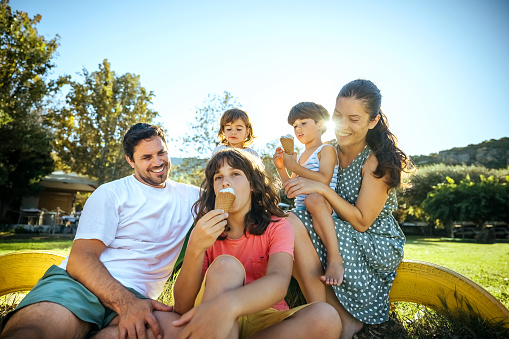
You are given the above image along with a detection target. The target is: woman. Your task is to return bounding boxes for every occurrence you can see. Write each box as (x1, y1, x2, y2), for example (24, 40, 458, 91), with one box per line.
(284, 79, 413, 339)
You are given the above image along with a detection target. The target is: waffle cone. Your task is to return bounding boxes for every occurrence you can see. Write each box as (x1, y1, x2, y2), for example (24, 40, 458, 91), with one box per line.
(215, 192, 236, 212)
(280, 137, 294, 155)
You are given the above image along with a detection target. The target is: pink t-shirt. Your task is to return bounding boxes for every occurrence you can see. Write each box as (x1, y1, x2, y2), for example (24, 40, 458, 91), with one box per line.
(202, 217, 294, 311)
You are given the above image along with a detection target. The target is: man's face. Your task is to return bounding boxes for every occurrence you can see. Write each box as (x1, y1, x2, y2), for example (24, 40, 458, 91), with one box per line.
(126, 136, 170, 188)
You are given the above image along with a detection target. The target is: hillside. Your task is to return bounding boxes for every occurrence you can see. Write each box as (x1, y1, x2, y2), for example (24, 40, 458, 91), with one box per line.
(412, 137, 509, 169)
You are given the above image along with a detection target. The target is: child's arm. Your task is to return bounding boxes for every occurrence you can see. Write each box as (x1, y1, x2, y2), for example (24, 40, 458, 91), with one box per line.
(223, 251, 292, 313)
(284, 144, 337, 185)
(272, 147, 295, 183)
(173, 210, 228, 314)
(173, 221, 294, 338)
(174, 252, 293, 336)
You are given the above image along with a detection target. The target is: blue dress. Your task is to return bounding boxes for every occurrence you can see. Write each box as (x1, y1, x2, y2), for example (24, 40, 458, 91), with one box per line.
(292, 145, 405, 324)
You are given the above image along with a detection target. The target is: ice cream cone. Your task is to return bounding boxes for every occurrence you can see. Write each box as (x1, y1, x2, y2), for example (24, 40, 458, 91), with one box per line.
(215, 188, 236, 213)
(280, 135, 294, 155)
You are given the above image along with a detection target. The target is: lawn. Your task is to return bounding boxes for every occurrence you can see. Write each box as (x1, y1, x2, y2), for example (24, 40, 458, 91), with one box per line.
(1, 233, 508, 309)
(0, 232, 73, 256)
(403, 236, 509, 309)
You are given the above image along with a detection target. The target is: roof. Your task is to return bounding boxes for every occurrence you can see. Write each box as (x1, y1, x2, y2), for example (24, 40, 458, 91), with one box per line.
(39, 171, 98, 192)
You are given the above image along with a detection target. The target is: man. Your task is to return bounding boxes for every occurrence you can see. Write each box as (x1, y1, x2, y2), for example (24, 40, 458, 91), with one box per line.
(1, 123, 200, 339)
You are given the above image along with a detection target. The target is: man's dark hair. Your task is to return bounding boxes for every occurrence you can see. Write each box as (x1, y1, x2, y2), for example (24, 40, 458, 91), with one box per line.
(123, 123, 167, 161)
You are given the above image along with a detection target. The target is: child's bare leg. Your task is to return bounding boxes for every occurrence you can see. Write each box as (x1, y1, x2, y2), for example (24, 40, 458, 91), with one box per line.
(288, 212, 326, 303)
(304, 193, 344, 286)
(201, 255, 244, 339)
(247, 302, 341, 339)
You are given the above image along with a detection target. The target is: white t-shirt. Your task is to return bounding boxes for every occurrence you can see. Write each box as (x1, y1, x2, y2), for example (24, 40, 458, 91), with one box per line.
(212, 145, 260, 159)
(59, 175, 200, 299)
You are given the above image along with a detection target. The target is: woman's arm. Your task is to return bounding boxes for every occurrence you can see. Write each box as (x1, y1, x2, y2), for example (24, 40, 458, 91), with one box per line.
(173, 210, 228, 314)
(284, 155, 389, 232)
(284, 145, 337, 185)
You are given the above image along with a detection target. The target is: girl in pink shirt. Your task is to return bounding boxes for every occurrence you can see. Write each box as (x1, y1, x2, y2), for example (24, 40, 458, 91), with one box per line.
(172, 148, 341, 339)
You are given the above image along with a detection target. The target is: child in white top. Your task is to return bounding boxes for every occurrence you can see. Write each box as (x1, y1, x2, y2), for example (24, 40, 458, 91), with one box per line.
(273, 102, 344, 286)
(212, 108, 260, 159)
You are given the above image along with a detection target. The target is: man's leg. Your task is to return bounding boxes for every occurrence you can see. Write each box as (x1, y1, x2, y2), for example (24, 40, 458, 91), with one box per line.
(91, 311, 182, 339)
(0, 302, 92, 339)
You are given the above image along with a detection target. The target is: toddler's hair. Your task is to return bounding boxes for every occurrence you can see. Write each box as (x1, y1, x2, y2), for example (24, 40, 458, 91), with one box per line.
(288, 102, 330, 134)
(218, 108, 256, 146)
(193, 148, 286, 237)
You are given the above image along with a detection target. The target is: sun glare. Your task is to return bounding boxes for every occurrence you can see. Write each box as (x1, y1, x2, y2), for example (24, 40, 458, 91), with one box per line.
(323, 120, 336, 142)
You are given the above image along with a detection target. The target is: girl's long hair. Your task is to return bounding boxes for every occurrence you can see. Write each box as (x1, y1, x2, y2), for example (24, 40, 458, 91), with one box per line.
(338, 79, 414, 190)
(193, 149, 286, 237)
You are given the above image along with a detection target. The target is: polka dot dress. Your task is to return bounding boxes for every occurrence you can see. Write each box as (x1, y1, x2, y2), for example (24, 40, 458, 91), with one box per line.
(293, 145, 405, 324)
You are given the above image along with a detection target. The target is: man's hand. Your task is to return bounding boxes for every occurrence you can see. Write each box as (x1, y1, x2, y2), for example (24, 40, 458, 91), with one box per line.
(117, 297, 172, 339)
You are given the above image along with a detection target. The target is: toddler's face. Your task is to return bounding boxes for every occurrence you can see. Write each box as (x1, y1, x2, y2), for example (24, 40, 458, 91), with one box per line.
(292, 118, 322, 144)
(224, 119, 248, 148)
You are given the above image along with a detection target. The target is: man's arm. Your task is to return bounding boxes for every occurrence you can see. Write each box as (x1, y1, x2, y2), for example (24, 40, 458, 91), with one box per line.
(66, 239, 171, 339)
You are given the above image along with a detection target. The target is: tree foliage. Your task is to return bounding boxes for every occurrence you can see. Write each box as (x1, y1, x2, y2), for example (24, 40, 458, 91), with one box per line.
(176, 91, 241, 157)
(169, 158, 207, 186)
(422, 175, 509, 235)
(396, 164, 509, 223)
(49, 59, 158, 185)
(0, 1, 59, 221)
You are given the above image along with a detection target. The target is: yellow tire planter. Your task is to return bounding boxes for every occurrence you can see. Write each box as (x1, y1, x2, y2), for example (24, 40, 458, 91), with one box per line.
(1, 252, 508, 327)
(390, 259, 509, 326)
(0, 250, 65, 295)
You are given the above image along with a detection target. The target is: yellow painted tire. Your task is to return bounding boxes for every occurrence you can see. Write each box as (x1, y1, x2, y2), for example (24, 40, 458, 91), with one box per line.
(0, 250, 66, 295)
(390, 259, 509, 325)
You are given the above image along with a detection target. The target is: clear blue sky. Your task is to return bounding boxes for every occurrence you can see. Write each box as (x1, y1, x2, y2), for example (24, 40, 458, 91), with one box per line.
(11, 0, 509, 158)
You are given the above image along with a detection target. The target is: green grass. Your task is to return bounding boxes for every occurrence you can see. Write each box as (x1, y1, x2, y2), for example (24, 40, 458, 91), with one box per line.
(403, 236, 509, 309)
(0, 232, 73, 256)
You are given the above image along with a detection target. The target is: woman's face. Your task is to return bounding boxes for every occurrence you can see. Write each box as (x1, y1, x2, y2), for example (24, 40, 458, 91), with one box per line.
(332, 97, 379, 149)
(213, 160, 252, 216)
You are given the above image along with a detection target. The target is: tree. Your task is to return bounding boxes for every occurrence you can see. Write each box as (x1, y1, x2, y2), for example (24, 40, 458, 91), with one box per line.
(176, 91, 241, 156)
(0, 1, 59, 222)
(422, 175, 509, 238)
(169, 158, 208, 186)
(49, 59, 158, 185)
(396, 164, 509, 223)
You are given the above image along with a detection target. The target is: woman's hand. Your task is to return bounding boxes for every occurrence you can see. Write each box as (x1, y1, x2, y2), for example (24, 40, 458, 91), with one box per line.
(189, 210, 228, 253)
(272, 147, 284, 169)
(283, 177, 327, 199)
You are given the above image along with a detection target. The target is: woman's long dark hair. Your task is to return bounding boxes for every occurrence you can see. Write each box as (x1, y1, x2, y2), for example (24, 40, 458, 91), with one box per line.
(338, 79, 414, 190)
(193, 149, 287, 237)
